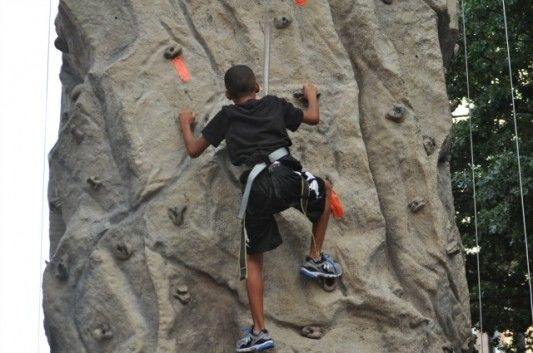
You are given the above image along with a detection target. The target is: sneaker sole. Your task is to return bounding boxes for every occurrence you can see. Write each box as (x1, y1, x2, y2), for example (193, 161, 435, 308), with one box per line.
(300, 267, 341, 279)
(236, 340, 274, 352)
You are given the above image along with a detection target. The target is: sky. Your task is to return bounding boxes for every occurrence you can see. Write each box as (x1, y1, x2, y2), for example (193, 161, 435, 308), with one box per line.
(0, 0, 61, 352)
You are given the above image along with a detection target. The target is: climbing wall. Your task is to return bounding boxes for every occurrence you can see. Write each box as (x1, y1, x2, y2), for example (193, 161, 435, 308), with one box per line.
(43, 0, 472, 352)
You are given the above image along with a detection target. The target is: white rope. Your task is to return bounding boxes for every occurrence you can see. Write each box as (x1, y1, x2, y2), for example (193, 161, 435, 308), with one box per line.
(460, 0, 484, 348)
(38, 0, 53, 351)
(501, 0, 533, 325)
(262, 0, 271, 95)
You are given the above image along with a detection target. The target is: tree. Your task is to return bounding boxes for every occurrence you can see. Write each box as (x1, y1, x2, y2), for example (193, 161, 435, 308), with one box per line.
(445, 0, 533, 339)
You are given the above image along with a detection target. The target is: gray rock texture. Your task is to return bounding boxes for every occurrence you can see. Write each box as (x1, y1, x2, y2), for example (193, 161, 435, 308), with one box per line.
(44, 1, 472, 352)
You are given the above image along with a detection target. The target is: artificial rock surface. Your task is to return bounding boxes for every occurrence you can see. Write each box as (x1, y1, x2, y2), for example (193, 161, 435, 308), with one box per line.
(43, 1, 472, 352)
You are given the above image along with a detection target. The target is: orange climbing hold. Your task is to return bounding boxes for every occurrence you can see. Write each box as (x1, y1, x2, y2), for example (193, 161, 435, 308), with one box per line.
(329, 190, 345, 220)
(172, 55, 191, 82)
(295, 0, 306, 7)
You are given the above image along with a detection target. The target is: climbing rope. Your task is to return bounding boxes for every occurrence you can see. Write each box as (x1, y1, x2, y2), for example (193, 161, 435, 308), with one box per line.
(262, 0, 272, 95)
(460, 0, 484, 348)
(501, 0, 533, 325)
(37, 0, 53, 351)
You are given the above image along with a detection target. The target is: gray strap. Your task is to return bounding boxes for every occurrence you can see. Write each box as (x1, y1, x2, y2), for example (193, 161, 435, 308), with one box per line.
(237, 162, 266, 221)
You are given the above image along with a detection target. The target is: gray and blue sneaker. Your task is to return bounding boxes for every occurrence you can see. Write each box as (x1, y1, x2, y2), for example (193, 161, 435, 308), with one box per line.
(300, 253, 342, 279)
(236, 327, 274, 352)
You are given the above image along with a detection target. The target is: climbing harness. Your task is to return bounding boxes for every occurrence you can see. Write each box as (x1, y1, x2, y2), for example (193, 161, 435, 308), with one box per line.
(238, 147, 289, 280)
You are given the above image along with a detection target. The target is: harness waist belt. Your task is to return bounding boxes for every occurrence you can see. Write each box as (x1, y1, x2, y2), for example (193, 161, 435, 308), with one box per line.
(237, 147, 288, 220)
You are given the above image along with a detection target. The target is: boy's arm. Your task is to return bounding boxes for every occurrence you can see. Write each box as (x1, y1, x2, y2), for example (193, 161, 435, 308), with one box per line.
(177, 111, 210, 158)
(302, 83, 319, 125)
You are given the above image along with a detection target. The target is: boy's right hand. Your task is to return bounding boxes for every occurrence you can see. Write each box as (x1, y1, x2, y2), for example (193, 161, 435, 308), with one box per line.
(303, 84, 317, 100)
(178, 111, 196, 128)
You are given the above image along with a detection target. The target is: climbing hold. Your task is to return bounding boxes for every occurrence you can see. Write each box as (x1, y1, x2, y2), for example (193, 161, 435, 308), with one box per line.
(301, 326, 323, 339)
(164, 44, 182, 60)
(92, 323, 113, 341)
(422, 135, 436, 156)
(70, 127, 85, 144)
(446, 241, 460, 256)
(386, 104, 406, 123)
(168, 206, 187, 226)
(49, 198, 62, 213)
(274, 16, 292, 30)
(54, 37, 69, 53)
(293, 90, 321, 103)
(87, 176, 102, 191)
(172, 284, 191, 304)
(408, 198, 426, 213)
(382, 0, 393, 4)
(50, 256, 69, 281)
(409, 317, 429, 328)
(172, 55, 191, 82)
(71, 85, 83, 101)
(112, 240, 133, 260)
(295, 0, 306, 7)
(393, 287, 404, 298)
(321, 277, 337, 292)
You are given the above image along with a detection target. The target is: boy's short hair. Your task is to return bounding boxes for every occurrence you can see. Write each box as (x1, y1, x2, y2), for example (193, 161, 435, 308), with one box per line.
(224, 65, 257, 99)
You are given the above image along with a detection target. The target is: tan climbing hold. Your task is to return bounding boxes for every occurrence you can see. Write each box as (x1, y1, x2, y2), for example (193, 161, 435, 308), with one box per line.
(386, 104, 407, 123)
(408, 198, 425, 213)
(301, 326, 323, 339)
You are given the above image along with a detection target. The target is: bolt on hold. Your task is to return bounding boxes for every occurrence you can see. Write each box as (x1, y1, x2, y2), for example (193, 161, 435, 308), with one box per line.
(87, 176, 102, 191)
(70, 127, 85, 144)
(48, 256, 68, 281)
(54, 37, 69, 53)
(112, 240, 133, 260)
(92, 323, 113, 341)
(301, 326, 323, 339)
(408, 198, 426, 213)
(386, 104, 406, 123)
(382, 0, 393, 4)
(168, 206, 187, 226)
(422, 135, 436, 155)
(274, 16, 292, 29)
(164, 44, 183, 60)
(172, 284, 191, 304)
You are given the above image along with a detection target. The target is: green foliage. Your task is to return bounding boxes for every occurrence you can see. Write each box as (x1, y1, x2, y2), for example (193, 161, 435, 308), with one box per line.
(445, 0, 533, 337)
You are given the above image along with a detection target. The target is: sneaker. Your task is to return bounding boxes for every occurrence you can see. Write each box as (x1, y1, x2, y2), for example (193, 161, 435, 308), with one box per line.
(236, 327, 274, 352)
(300, 253, 342, 279)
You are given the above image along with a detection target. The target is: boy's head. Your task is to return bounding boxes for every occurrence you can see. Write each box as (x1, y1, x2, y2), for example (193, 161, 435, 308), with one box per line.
(224, 65, 259, 101)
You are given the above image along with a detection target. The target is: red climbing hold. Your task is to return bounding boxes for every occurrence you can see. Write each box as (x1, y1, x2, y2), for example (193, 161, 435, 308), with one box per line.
(329, 190, 345, 220)
(172, 55, 191, 82)
(295, 0, 306, 7)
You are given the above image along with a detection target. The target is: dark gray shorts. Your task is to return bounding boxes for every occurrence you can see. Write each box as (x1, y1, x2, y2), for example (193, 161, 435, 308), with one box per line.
(242, 158, 326, 255)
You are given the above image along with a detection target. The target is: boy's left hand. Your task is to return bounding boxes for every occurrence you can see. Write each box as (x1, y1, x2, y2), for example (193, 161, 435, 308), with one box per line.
(178, 111, 196, 127)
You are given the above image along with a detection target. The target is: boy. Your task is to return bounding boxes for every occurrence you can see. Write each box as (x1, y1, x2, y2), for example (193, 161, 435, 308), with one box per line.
(178, 65, 342, 352)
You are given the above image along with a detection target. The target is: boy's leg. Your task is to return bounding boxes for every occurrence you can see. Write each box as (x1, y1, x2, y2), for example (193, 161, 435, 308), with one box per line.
(246, 253, 265, 331)
(309, 179, 332, 259)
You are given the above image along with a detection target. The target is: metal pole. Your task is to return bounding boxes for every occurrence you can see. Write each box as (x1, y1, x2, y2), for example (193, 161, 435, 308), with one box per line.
(263, 0, 271, 95)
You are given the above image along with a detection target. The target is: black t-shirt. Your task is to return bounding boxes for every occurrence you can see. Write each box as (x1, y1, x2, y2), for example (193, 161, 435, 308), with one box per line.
(202, 95, 303, 166)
